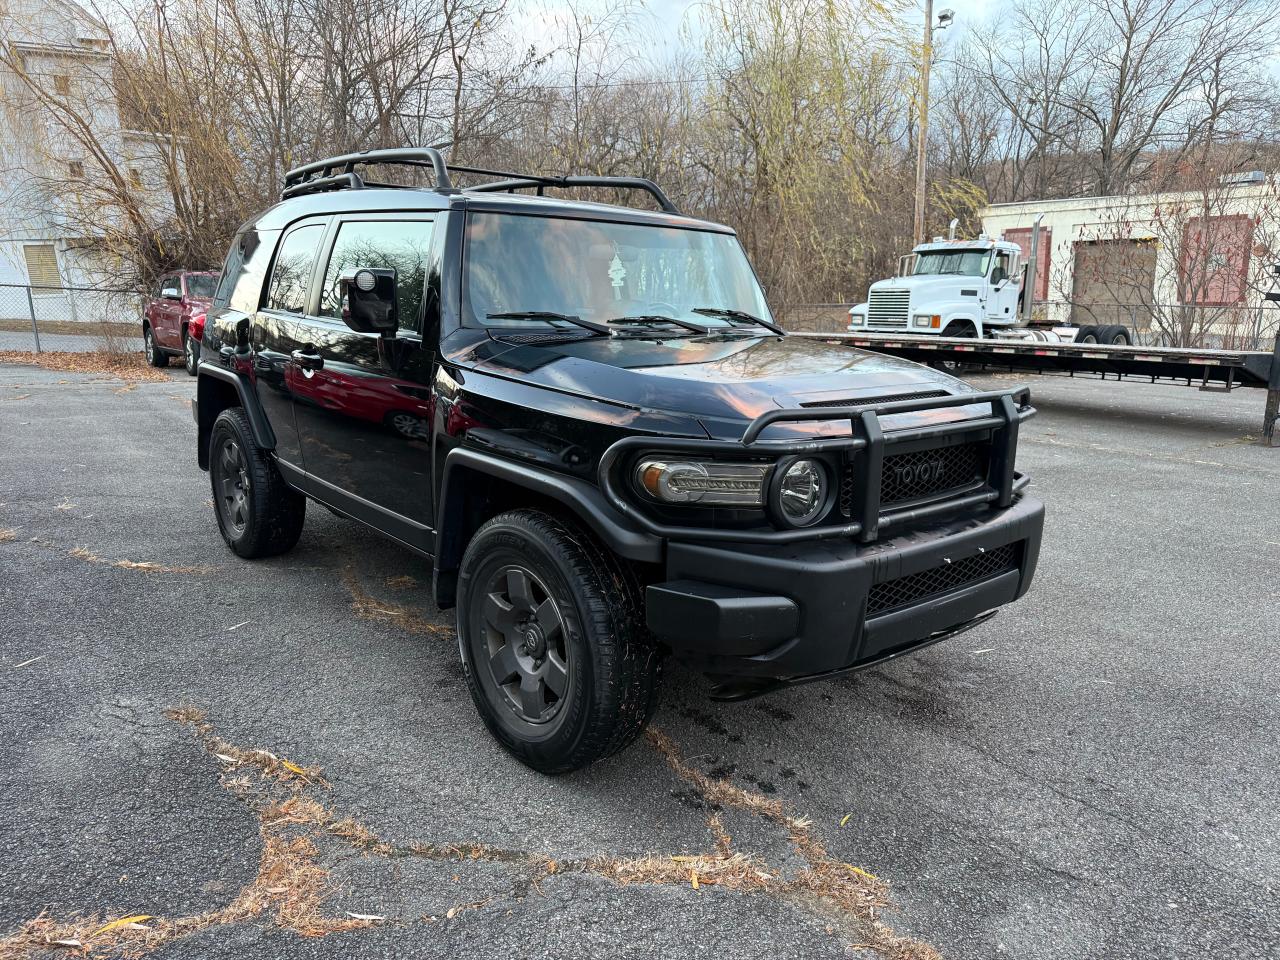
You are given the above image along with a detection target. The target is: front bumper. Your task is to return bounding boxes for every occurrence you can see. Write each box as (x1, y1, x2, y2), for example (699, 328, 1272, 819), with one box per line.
(645, 494, 1043, 679)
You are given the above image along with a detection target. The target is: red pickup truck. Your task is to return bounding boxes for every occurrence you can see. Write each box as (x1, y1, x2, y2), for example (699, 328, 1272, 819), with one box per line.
(142, 271, 217, 374)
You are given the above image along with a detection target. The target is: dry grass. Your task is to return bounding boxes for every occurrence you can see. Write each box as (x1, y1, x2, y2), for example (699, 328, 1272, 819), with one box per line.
(69, 547, 216, 575)
(0, 351, 171, 382)
(384, 575, 418, 590)
(343, 568, 448, 636)
(0, 707, 940, 960)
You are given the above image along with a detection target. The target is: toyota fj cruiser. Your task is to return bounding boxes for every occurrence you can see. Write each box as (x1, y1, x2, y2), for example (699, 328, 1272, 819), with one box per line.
(194, 148, 1044, 773)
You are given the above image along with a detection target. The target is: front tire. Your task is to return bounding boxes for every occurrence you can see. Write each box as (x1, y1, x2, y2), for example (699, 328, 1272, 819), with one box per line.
(144, 325, 168, 367)
(209, 407, 305, 558)
(457, 509, 662, 774)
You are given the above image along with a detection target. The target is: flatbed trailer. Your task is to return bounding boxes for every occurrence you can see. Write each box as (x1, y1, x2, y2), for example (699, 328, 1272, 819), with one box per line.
(794, 331, 1280, 446)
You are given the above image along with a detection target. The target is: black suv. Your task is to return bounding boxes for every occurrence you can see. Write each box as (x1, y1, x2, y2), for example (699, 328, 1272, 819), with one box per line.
(194, 148, 1044, 773)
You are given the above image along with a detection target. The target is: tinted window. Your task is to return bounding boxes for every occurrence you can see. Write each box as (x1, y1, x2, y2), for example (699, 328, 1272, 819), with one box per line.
(266, 224, 325, 314)
(214, 228, 279, 311)
(319, 220, 433, 332)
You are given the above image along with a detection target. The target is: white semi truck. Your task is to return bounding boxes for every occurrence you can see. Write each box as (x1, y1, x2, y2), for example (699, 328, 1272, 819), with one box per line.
(848, 218, 1132, 345)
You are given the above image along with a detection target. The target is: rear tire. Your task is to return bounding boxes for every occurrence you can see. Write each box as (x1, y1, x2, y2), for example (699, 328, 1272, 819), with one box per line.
(183, 330, 199, 375)
(1096, 324, 1131, 345)
(209, 407, 305, 558)
(1075, 325, 1099, 344)
(456, 509, 662, 774)
(144, 326, 168, 367)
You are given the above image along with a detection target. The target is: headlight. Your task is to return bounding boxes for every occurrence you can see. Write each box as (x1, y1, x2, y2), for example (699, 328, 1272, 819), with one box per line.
(848, 311, 864, 326)
(635, 460, 769, 506)
(914, 313, 941, 328)
(769, 457, 831, 527)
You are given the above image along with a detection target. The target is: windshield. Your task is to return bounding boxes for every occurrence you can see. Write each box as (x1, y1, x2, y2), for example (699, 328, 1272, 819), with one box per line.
(186, 274, 217, 298)
(462, 213, 771, 329)
(913, 250, 991, 277)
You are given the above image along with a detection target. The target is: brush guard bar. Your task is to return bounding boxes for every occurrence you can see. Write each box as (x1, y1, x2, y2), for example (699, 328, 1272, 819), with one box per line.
(597, 387, 1035, 544)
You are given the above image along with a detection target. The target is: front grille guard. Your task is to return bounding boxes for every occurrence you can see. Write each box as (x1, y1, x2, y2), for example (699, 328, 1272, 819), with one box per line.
(597, 387, 1035, 544)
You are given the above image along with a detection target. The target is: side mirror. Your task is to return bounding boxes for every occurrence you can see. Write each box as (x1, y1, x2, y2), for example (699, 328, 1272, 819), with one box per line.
(162, 287, 181, 300)
(339, 267, 397, 335)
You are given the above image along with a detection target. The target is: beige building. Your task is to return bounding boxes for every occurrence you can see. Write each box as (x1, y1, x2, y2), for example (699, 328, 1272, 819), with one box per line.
(981, 179, 1280, 346)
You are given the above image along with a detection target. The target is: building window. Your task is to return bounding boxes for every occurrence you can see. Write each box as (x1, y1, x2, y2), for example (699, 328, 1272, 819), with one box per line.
(23, 244, 62, 290)
(129, 168, 143, 188)
(53, 74, 71, 96)
(67, 160, 85, 179)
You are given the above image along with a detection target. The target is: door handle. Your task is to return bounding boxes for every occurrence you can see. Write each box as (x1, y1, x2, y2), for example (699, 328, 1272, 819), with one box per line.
(291, 349, 324, 370)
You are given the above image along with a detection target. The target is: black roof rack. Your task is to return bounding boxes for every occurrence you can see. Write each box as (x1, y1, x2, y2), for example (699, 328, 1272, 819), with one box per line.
(281, 146, 680, 214)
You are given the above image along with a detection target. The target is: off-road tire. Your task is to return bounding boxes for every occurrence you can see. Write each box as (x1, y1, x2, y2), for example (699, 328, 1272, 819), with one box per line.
(144, 325, 168, 367)
(456, 509, 662, 774)
(209, 407, 306, 558)
(183, 330, 199, 375)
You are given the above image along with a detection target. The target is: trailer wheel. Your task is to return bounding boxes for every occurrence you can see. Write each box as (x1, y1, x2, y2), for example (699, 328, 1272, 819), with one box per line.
(1075, 325, 1099, 344)
(1096, 324, 1131, 345)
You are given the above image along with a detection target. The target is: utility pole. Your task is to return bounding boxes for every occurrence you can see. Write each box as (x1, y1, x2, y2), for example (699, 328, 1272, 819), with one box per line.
(913, 5, 953, 247)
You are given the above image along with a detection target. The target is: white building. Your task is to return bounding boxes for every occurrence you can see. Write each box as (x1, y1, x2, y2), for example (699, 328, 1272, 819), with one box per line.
(981, 179, 1280, 346)
(0, 0, 165, 323)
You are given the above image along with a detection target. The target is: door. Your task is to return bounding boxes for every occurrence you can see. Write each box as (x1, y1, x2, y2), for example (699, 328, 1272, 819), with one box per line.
(156, 274, 182, 348)
(251, 218, 331, 468)
(291, 215, 438, 545)
(985, 250, 1019, 322)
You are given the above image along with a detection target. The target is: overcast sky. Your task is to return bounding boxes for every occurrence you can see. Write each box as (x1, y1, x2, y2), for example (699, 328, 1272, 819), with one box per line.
(512, 0, 1002, 73)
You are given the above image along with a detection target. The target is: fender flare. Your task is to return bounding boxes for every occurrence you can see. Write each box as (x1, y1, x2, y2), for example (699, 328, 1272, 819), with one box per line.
(196, 363, 276, 468)
(941, 315, 982, 338)
(433, 446, 663, 607)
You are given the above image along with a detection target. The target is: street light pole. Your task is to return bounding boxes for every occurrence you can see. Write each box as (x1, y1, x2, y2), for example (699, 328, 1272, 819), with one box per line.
(913, 5, 952, 246)
(913, 0, 934, 247)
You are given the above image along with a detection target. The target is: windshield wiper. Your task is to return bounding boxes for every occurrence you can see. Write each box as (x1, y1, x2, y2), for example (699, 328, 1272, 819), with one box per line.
(691, 307, 786, 336)
(610, 314, 714, 335)
(486, 311, 613, 335)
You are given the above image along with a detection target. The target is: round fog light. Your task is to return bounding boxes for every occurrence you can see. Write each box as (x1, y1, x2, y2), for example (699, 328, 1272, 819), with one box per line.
(773, 458, 829, 527)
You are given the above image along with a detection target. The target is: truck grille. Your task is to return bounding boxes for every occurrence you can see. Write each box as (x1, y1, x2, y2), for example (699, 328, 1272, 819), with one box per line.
(866, 543, 1019, 616)
(839, 440, 988, 516)
(867, 289, 910, 327)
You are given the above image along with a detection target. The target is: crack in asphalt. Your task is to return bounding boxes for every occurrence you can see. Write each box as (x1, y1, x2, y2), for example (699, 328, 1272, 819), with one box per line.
(0, 707, 940, 960)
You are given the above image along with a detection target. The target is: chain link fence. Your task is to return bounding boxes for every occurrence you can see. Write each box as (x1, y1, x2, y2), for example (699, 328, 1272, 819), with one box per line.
(780, 300, 1280, 351)
(0, 283, 147, 354)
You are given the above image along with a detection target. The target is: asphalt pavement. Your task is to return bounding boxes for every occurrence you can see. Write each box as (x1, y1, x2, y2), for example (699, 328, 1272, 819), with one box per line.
(1, 360, 1277, 958)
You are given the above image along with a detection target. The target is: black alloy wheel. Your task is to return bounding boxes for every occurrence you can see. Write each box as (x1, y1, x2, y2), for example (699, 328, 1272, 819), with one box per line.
(207, 407, 306, 558)
(214, 435, 252, 538)
(457, 509, 662, 773)
(479, 565, 570, 724)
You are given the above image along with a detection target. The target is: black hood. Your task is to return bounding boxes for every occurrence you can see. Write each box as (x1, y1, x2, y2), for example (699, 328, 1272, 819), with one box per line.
(467, 333, 979, 436)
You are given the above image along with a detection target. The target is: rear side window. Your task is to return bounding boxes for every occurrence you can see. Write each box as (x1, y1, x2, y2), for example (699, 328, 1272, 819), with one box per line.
(266, 223, 325, 314)
(185, 274, 217, 299)
(214, 228, 279, 311)
(318, 219, 433, 332)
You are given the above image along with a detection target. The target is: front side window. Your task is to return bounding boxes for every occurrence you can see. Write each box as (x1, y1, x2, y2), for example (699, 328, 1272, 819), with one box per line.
(266, 223, 325, 314)
(462, 213, 771, 328)
(913, 250, 992, 277)
(319, 220, 433, 332)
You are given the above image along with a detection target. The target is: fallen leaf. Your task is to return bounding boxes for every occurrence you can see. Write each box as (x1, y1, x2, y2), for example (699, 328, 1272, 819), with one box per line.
(839, 814, 852, 828)
(281, 759, 308, 776)
(90, 914, 153, 937)
(843, 864, 878, 881)
(445, 907, 459, 919)
(691, 870, 700, 890)
(215, 753, 239, 764)
(49, 939, 83, 949)
(344, 912, 385, 922)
